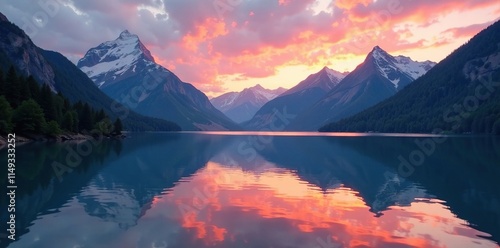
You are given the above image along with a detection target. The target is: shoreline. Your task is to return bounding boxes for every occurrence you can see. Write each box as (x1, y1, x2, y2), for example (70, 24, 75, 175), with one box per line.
(0, 132, 125, 150)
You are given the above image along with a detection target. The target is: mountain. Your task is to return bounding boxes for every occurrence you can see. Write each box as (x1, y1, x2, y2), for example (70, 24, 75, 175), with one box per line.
(0, 15, 57, 91)
(320, 21, 500, 134)
(289, 46, 436, 130)
(210, 84, 287, 123)
(0, 13, 180, 131)
(243, 66, 347, 130)
(286, 67, 348, 96)
(77, 30, 155, 88)
(77, 30, 239, 131)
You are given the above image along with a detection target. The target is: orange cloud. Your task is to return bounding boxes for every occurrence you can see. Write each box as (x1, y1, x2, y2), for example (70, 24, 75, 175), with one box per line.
(181, 18, 228, 51)
(278, 0, 292, 6)
(336, 0, 373, 10)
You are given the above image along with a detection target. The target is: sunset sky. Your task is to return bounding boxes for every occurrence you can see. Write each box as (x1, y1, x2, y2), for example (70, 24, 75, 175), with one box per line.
(1, 0, 499, 97)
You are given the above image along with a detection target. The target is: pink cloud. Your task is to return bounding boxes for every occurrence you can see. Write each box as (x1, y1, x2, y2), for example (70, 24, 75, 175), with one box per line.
(442, 20, 497, 38)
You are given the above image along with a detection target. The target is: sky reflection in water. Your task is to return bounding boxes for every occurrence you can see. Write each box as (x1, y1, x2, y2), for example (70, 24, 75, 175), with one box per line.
(3, 133, 500, 248)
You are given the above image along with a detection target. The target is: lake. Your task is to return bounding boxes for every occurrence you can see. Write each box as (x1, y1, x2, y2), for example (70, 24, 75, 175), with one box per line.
(1, 132, 500, 248)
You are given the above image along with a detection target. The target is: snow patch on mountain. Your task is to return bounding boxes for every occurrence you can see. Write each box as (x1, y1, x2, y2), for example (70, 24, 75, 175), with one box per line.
(251, 84, 285, 101)
(394, 56, 436, 80)
(212, 84, 286, 111)
(216, 92, 239, 108)
(81, 55, 138, 86)
(211, 84, 287, 123)
(371, 46, 436, 88)
(325, 67, 349, 84)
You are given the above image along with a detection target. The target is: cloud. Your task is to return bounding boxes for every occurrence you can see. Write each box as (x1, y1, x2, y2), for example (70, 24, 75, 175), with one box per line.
(335, 0, 372, 10)
(0, 0, 498, 96)
(441, 20, 497, 38)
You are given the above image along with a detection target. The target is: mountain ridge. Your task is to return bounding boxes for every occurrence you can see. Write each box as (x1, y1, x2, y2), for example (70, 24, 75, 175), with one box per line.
(211, 84, 287, 123)
(243, 66, 347, 130)
(287, 46, 436, 131)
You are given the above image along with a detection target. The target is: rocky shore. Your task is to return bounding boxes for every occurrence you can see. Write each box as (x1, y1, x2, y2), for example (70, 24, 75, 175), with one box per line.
(0, 132, 125, 149)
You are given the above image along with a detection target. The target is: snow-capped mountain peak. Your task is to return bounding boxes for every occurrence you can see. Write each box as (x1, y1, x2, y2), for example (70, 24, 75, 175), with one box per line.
(119, 29, 135, 39)
(324, 66, 349, 83)
(212, 84, 287, 110)
(368, 46, 436, 88)
(247, 84, 286, 101)
(210, 84, 287, 123)
(77, 30, 156, 87)
(371, 45, 390, 59)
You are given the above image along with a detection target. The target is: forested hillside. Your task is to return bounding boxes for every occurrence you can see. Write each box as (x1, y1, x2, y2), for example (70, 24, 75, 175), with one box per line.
(0, 66, 125, 136)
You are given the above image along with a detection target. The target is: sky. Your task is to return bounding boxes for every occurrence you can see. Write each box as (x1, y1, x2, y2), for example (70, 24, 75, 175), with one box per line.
(0, 0, 499, 97)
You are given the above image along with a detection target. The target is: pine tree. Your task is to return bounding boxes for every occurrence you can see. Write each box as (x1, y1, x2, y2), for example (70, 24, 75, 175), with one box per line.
(74, 101, 84, 111)
(5, 66, 21, 108)
(53, 94, 64, 124)
(62, 111, 74, 132)
(493, 119, 500, 135)
(95, 109, 106, 122)
(42, 120, 61, 136)
(79, 103, 93, 131)
(13, 99, 46, 133)
(0, 68, 5, 96)
(71, 111, 79, 132)
(26, 76, 40, 101)
(62, 98, 71, 112)
(19, 76, 30, 102)
(39, 83, 57, 121)
(0, 96, 13, 133)
(114, 118, 123, 135)
(96, 117, 113, 135)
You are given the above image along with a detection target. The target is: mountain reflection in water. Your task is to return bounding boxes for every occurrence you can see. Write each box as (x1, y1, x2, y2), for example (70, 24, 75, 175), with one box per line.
(2, 133, 499, 248)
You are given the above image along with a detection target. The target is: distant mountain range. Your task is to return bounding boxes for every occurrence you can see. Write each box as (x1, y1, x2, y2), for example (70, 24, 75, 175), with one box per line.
(0, 14, 179, 131)
(320, 20, 500, 134)
(288, 46, 436, 130)
(77, 30, 239, 131)
(4, 8, 496, 134)
(243, 66, 348, 130)
(243, 48, 435, 131)
(210, 84, 287, 123)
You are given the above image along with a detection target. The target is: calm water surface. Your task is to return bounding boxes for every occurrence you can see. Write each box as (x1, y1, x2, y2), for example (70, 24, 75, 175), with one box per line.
(1, 132, 500, 248)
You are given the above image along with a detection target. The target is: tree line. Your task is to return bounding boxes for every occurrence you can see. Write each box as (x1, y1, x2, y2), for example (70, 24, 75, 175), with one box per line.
(319, 70, 500, 134)
(0, 66, 122, 136)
